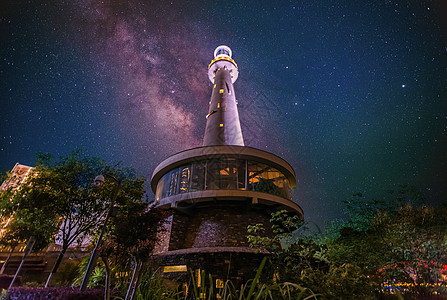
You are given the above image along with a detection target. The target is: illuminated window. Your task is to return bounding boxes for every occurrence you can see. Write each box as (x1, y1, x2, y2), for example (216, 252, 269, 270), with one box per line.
(220, 168, 230, 176)
(206, 110, 217, 119)
(219, 123, 223, 127)
(214, 84, 216, 88)
(179, 167, 190, 193)
(216, 279, 224, 288)
(163, 265, 188, 273)
(219, 89, 224, 94)
(195, 269, 202, 287)
(248, 162, 290, 198)
(217, 103, 220, 108)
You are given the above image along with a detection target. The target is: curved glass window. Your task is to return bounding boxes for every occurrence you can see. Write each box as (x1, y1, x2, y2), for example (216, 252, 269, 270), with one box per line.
(156, 159, 291, 201)
(216, 48, 230, 57)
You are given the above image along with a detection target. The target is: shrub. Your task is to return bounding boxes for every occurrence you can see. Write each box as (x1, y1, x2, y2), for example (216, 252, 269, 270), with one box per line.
(0, 275, 21, 292)
(4, 287, 122, 300)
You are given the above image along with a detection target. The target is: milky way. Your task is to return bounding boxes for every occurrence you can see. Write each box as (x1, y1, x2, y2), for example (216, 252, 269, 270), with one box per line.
(1, 0, 446, 226)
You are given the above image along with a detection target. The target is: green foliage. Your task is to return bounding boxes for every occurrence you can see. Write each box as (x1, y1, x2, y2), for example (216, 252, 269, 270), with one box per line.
(189, 257, 320, 300)
(133, 270, 182, 300)
(110, 204, 169, 262)
(339, 185, 424, 233)
(326, 188, 447, 296)
(298, 263, 375, 300)
(0, 192, 56, 251)
(73, 256, 106, 288)
(1, 151, 113, 253)
(247, 202, 422, 298)
(52, 259, 82, 286)
(247, 210, 304, 253)
(254, 178, 282, 197)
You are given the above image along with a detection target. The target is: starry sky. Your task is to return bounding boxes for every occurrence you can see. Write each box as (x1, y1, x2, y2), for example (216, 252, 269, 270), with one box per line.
(1, 0, 446, 227)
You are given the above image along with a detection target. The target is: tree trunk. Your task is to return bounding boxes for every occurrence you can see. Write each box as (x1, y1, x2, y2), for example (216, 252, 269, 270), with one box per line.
(125, 259, 143, 300)
(45, 247, 67, 287)
(103, 257, 111, 300)
(129, 261, 143, 300)
(0, 244, 16, 274)
(9, 237, 36, 289)
(124, 260, 137, 300)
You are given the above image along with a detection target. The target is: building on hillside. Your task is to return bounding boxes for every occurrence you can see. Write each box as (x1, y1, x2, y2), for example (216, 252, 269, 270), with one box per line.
(150, 46, 303, 287)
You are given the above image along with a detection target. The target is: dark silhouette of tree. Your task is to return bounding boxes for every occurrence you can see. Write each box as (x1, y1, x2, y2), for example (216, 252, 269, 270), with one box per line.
(97, 202, 170, 300)
(2, 150, 146, 288)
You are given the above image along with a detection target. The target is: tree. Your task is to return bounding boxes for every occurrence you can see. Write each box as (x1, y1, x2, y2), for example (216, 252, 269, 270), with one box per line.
(247, 210, 375, 299)
(374, 204, 447, 295)
(109, 203, 169, 300)
(3, 150, 147, 288)
(82, 202, 170, 300)
(326, 187, 447, 296)
(0, 167, 57, 283)
(68, 167, 166, 300)
(0, 182, 20, 274)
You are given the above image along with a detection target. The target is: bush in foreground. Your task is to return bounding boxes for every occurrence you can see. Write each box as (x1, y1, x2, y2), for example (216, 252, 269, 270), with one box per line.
(3, 287, 121, 300)
(0, 275, 21, 293)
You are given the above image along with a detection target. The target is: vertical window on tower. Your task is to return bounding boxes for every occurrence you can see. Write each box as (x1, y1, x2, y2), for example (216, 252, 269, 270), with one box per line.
(247, 162, 290, 199)
(168, 169, 179, 197)
(206, 159, 220, 190)
(237, 160, 246, 190)
(219, 89, 224, 94)
(179, 166, 191, 193)
(155, 175, 167, 201)
(219, 159, 237, 189)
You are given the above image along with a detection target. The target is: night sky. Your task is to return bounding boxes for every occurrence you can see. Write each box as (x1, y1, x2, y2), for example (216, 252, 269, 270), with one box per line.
(1, 1, 446, 227)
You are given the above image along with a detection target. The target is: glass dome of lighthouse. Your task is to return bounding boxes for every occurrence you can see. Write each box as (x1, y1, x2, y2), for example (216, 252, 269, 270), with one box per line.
(214, 45, 232, 58)
(208, 45, 238, 83)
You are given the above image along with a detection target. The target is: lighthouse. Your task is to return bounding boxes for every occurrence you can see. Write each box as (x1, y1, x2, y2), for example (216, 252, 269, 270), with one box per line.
(203, 45, 243, 146)
(151, 46, 303, 283)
